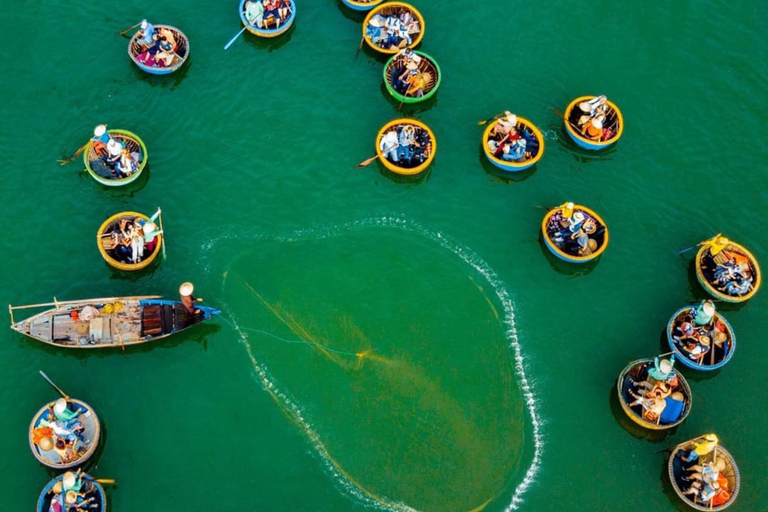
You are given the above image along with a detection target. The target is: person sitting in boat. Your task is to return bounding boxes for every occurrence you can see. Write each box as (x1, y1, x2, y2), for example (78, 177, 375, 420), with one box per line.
(137, 20, 156, 46)
(90, 125, 111, 155)
(380, 129, 399, 163)
(398, 125, 416, 164)
(105, 139, 123, 174)
(115, 148, 138, 178)
(263, 0, 282, 29)
(577, 95, 608, 125)
(246, 0, 265, 27)
(411, 128, 431, 164)
(683, 480, 721, 504)
(383, 15, 404, 49)
(366, 15, 386, 45)
(278, 0, 292, 21)
(490, 112, 518, 139)
(154, 36, 176, 67)
(693, 300, 716, 326)
(684, 458, 725, 485)
(130, 224, 145, 263)
(681, 434, 719, 463)
(53, 437, 79, 464)
(136, 208, 163, 252)
(581, 117, 604, 141)
(627, 390, 667, 423)
(404, 71, 428, 98)
(180, 282, 201, 315)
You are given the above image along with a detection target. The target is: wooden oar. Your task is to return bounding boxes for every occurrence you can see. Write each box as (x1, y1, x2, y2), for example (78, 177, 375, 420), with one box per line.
(96, 479, 116, 485)
(551, 107, 582, 134)
(118, 21, 142, 38)
(224, 27, 247, 50)
(39, 371, 69, 399)
(157, 208, 166, 259)
(57, 141, 90, 166)
(356, 154, 380, 169)
(478, 113, 504, 126)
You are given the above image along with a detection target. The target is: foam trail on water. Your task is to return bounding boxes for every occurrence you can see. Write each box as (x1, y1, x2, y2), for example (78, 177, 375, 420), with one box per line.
(201, 215, 544, 512)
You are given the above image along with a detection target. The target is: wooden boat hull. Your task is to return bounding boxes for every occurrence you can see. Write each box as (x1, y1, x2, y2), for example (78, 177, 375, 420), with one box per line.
(375, 118, 436, 175)
(383, 51, 441, 104)
(97, 212, 163, 271)
(29, 398, 100, 470)
(541, 204, 609, 263)
(695, 238, 762, 303)
(363, 2, 425, 54)
(667, 307, 736, 371)
(563, 96, 624, 150)
(482, 116, 545, 172)
(83, 130, 148, 187)
(10, 296, 220, 349)
(240, 0, 296, 38)
(37, 473, 106, 512)
(616, 358, 692, 430)
(128, 25, 190, 75)
(342, 0, 385, 11)
(668, 440, 740, 510)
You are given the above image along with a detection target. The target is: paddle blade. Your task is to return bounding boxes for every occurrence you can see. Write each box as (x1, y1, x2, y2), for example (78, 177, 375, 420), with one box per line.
(57, 159, 70, 166)
(355, 155, 379, 169)
(96, 479, 116, 485)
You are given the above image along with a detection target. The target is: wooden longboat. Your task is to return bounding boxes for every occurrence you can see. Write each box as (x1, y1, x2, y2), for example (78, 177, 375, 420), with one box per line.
(240, 0, 296, 38)
(541, 203, 609, 263)
(383, 51, 441, 104)
(97, 211, 163, 272)
(668, 437, 740, 510)
(695, 235, 762, 303)
(375, 118, 436, 175)
(563, 95, 624, 150)
(667, 306, 736, 371)
(29, 398, 100, 470)
(342, 0, 386, 11)
(128, 25, 189, 75)
(362, 2, 424, 54)
(482, 116, 545, 172)
(616, 358, 692, 430)
(37, 473, 107, 512)
(83, 130, 148, 187)
(9, 296, 220, 349)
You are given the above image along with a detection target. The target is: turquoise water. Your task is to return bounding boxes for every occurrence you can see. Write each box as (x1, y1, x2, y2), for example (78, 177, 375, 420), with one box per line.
(1, 1, 766, 511)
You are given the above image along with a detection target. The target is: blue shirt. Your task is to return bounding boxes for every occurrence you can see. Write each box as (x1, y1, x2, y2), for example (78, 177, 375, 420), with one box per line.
(139, 24, 156, 45)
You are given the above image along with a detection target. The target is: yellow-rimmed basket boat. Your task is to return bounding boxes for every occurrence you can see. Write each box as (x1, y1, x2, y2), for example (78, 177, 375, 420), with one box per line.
(563, 95, 624, 150)
(695, 235, 761, 303)
(541, 203, 609, 263)
(375, 118, 436, 175)
(616, 358, 692, 430)
(97, 212, 163, 272)
(29, 398, 100, 470)
(668, 437, 740, 510)
(482, 116, 545, 172)
(128, 25, 190, 75)
(362, 2, 424, 54)
(84, 130, 148, 187)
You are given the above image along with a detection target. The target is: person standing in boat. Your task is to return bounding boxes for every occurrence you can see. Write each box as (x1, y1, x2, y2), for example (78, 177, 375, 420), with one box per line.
(90, 125, 111, 155)
(490, 112, 519, 139)
(380, 129, 399, 163)
(130, 223, 145, 263)
(137, 208, 163, 252)
(246, 0, 265, 28)
(397, 125, 416, 164)
(137, 20, 156, 46)
(180, 282, 201, 315)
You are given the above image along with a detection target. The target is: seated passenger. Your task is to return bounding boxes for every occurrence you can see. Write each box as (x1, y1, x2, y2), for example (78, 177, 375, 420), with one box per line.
(398, 125, 415, 164)
(380, 130, 399, 162)
(681, 434, 719, 463)
(105, 140, 123, 173)
(115, 149, 138, 178)
(411, 129, 431, 164)
(155, 36, 176, 67)
(90, 125, 110, 155)
(490, 112, 518, 139)
(405, 71, 428, 98)
(366, 16, 386, 44)
(384, 16, 403, 49)
(693, 300, 716, 326)
(627, 390, 667, 422)
(683, 480, 721, 503)
(581, 117, 603, 141)
(278, 0, 291, 20)
(578, 95, 608, 125)
(130, 225, 145, 263)
(264, 0, 282, 29)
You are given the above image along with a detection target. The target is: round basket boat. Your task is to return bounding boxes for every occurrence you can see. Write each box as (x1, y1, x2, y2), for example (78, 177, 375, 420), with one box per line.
(37, 472, 107, 512)
(375, 118, 436, 175)
(342, 0, 385, 11)
(83, 130, 148, 187)
(541, 203, 609, 263)
(695, 235, 761, 303)
(363, 2, 425, 54)
(667, 305, 735, 371)
(668, 438, 740, 510)
(128, 25, 189, 75)
(563, 95, 624, 150)
(97, 211, 163, 272)
(240, 0, 296, 38)
(482, 115, 545, 172)
(29, 398, 100, 470)
(383, 50, 441, 104)
(616, 358, 692, 431)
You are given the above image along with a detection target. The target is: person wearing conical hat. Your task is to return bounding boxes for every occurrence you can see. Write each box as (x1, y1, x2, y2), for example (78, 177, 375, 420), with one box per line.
(581, 117, 603, 141)
(681, 434, 719, 464)
(405, 71, 428, 98)
(246, 0, 265, 27)
(137, 20, 156, 46)
(693, 300, 716, 326)
(490, 111, 519, 139)
(180, 282, 200, 315)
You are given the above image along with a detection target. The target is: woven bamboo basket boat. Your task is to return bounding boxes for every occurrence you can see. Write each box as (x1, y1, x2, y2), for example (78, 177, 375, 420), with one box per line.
(240, 0, 296, 38)
(83, 130, 147, 187)
(29, 398, 100, 470)
(128, 25, 189, 75)
(482, 116, 545, 172)
(383, 51, 441, 104)
(668, 437, 740, 510)
(37, 473, 107, 512)
(695, 235, 761, 303)
(375, 118, 436, 175)
(362, 2, 424, 54)
(97, 211, 163, 271)
(541, 203, 608, 263)
(563, 95, 623, 150)
(616, 358, 692, 430)
(667, 306, 736, 371)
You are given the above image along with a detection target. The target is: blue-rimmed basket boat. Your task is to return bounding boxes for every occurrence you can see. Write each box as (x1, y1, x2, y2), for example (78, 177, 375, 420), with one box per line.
(383, 51, 441, 104)
(37, 473, 107, 512)
(29, 399, 100, 470)
(363, 2, 424, 54)
(375, 118, 436, 175)
(482, 116, 545, 172)
(128, 25, 189, 75)
(240, 0, 296, 38)
(97, 211, 163, 272)
(616, 358, 692, 431)
(83, 130, 148, 187)
(563, 95, 623, 150)
(541, 204, 609, 263)
(668, 437, 740, 510)
(342, 0, 385, 11)
(667, 306, 736, 371)
(696, 235, 762, 303)
(9, 296, 220, 349)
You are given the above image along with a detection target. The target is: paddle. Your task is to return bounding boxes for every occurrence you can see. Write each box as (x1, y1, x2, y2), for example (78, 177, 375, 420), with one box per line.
(96, 479, 116, 485)
(157, 207, 166, 259)
(478, 113, 504, 126)
(57, 141, 91, 166)
(551, 107, 582, 134)
(117, 21, 142, 38)
(356, 143, 398, 169)
(39, 371, 69, 399)
(224, 27, 247, 50)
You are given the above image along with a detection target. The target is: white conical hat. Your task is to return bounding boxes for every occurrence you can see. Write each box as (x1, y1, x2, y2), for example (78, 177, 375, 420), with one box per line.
(143, 222, 157, 234)
(93, 125, 107, 137)
(63, 472, 76, 489)
(54, 398, 68, 414)
(591, 118, 603, 129)
(106, 139, 122, 156)
(179, 282, 194, 296)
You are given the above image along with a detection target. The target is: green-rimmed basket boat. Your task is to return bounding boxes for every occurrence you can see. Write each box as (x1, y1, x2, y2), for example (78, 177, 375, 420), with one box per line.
(83, 130, 148, 187)
(383, 51, 441, 104)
